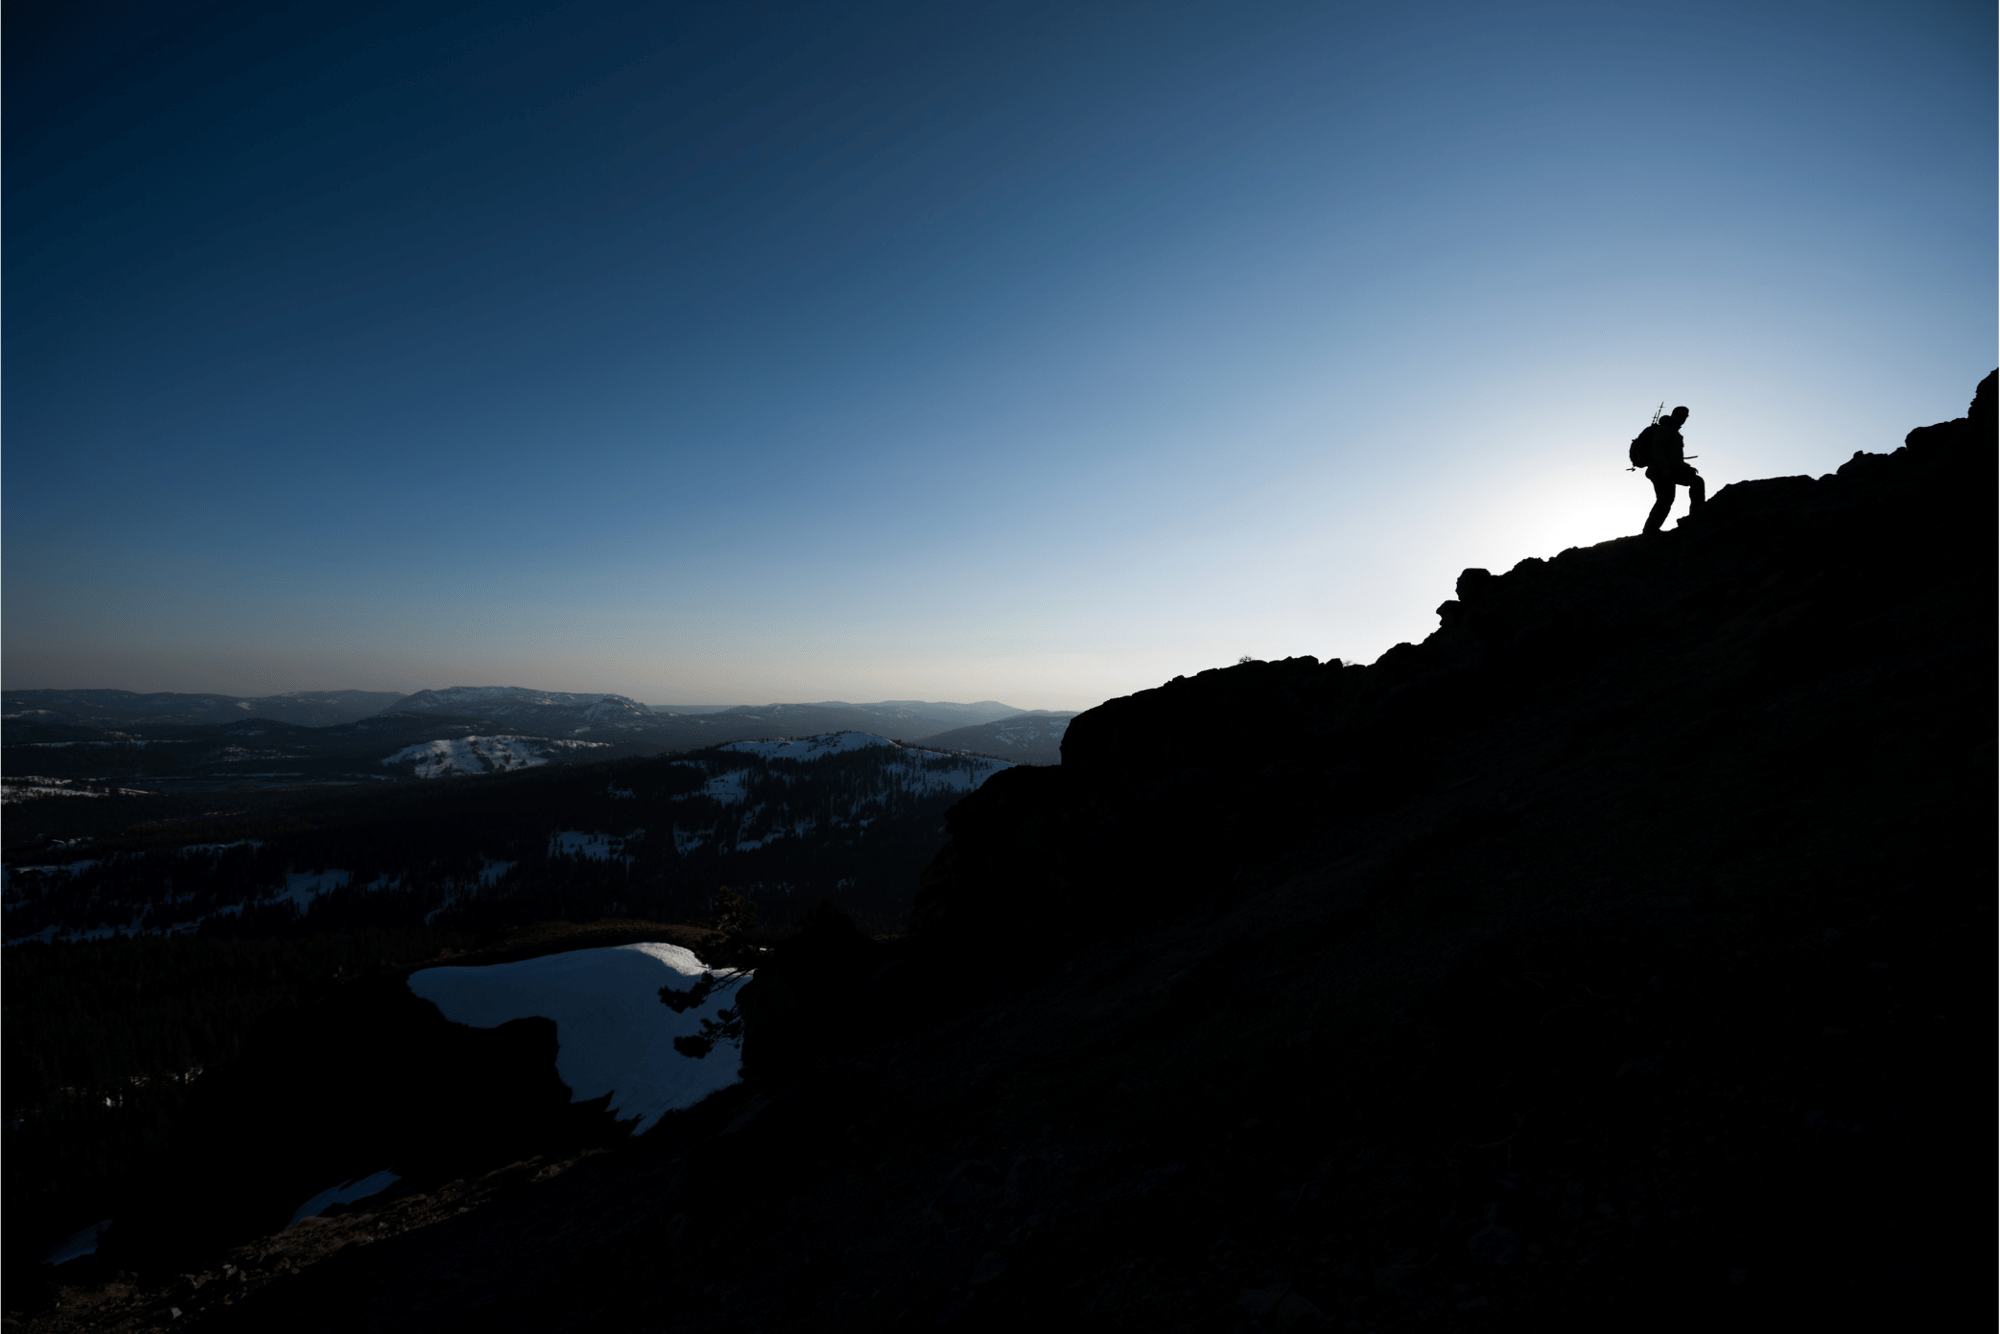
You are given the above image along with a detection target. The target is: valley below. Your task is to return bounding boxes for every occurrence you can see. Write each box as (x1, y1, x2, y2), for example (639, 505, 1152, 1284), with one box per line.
(1, 692, 1078, 807)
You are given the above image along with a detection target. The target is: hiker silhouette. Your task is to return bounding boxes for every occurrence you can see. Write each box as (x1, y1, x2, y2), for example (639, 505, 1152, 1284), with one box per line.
(1641, 405, 1703, 534)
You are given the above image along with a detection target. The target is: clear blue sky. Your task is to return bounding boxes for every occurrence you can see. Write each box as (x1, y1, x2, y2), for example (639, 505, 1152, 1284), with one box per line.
(5, 0, 1991, 710)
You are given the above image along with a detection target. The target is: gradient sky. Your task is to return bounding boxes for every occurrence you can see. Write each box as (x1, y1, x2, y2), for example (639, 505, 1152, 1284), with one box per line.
(5, 0, 1992, 710)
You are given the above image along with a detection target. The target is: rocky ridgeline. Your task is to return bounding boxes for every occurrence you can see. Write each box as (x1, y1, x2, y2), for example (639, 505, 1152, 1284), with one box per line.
(909, 371, 1995, 957)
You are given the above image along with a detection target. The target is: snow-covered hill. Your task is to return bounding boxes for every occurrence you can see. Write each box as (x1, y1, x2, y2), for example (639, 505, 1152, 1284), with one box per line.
(380, 735, 611, 779)
(408, 942, 745, 1132)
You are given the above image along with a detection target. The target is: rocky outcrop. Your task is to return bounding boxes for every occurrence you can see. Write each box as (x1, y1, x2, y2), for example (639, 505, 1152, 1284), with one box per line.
(912, 370, 1996, 961)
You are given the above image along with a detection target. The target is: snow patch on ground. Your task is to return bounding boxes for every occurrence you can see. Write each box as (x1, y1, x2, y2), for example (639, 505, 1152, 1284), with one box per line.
(549, 830, 642, 861)
(10, 860, 101, 876)
(882, 762, 1009, 797)
(692, 770, 752, 804)
(276, 869, 350, 911)
(3, 780, 106, 801)
(286, 1171, 401, 1229)
(407, 943, 746, 1132)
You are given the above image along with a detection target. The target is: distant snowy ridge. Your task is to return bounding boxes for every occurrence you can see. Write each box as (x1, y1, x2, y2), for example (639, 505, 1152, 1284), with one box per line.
(382, 735, 609, 778)
(408, 942, 745, 1132)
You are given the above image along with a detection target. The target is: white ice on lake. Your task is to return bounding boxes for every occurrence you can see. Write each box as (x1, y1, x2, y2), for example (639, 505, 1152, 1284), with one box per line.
(286, 1170, 401, 1228)
(407, 943, 746, 1133)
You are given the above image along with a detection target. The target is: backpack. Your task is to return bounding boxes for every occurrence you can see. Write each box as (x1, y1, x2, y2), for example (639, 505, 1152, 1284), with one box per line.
(1627, 426, 1655, 469)
(1627, 404, 1666, 469)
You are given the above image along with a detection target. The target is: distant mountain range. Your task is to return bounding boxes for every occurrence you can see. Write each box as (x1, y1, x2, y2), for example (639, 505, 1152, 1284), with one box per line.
(2, 686, 1080, 772)
(378, 688, 661, 734)
(2, 689, 407, 729)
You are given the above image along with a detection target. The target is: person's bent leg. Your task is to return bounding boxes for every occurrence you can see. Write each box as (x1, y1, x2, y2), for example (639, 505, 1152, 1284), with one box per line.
(1644, 475, 1675, 533)
(1685, 467, 1705, 511)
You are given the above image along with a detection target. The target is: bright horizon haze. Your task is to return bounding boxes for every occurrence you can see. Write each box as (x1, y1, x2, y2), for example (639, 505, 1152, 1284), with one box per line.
(5, 0, 1992, 712)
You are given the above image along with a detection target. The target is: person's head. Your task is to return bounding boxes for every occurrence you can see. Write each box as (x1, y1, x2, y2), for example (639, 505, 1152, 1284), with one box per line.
(1670, 405, 1690, 424)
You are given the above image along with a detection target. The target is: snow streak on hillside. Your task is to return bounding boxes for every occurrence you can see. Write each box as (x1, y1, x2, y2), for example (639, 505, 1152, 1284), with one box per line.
(2, 777, 155, 803)
(719, 733, 897, 761)
(667, 732, 1010, 856)
(549, 831, 637, 863)
(382, 735, 610, 778)
(408, 943, 744, 1132)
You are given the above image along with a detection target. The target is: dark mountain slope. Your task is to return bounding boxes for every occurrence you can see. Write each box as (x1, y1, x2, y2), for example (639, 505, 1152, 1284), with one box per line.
(913, 372, 1995, 956)
(20, 374, 1993, 1333)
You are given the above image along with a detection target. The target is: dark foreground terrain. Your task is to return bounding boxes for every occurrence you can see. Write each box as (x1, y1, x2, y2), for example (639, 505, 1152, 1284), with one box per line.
(14, 375, 1994, 1332)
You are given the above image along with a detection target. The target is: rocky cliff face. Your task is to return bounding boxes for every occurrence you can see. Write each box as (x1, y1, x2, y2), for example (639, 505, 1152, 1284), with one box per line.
(913, 371, 1995, 962)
